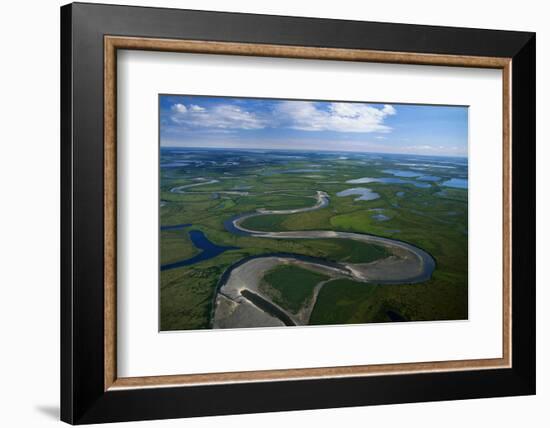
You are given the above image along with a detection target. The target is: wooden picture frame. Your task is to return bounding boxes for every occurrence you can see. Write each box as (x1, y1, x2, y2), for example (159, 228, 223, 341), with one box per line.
(61, 2, 535, 424)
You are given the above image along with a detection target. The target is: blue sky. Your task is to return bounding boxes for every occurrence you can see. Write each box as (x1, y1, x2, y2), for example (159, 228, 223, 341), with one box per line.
(160, 95, 468, 157)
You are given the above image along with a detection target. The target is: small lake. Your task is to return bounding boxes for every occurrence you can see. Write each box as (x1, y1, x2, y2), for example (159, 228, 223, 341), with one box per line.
(394, 162, 457, 170)
(417, 175, 441, 182)
(372, 213, 390, 221)
(161, 230, 239, 271)
(346, 177, 431, 189)
(442, 178, 468, 189)
(160, 161, 192, 168)
(382, 169, 422, 178)
(336, 187, 380, 201)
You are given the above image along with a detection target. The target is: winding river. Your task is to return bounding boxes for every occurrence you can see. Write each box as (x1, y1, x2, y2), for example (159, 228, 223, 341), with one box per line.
(212, 190, 436, 329)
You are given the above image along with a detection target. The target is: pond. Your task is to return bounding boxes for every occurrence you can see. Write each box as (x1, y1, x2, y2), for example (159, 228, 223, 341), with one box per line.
(336, 187, 380, 201)
(417, 175, 441, 182)
(382, 169, 423, 178)
(346, 177, 431, 189)
(442, 178, 468, 189)
(372, 213, 390, 221)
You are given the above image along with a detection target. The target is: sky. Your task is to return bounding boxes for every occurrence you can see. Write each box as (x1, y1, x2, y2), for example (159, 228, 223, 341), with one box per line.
(159, 95, 468, 157)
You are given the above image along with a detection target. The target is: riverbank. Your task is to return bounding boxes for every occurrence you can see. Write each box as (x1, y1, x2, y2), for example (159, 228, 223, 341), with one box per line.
(212, 190, 435, 328)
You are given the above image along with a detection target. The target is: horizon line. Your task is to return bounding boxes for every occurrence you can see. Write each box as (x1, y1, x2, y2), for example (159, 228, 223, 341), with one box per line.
(160, 145, 468, 159)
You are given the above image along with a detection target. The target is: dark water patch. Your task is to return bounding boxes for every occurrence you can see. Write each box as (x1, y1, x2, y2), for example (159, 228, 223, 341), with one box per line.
(160, 223, 192, 231)
(223, 214, 255, 236)
(240, 290, 296, 326)
(386, 310, 407, 322)
(161, 230, 239, 271)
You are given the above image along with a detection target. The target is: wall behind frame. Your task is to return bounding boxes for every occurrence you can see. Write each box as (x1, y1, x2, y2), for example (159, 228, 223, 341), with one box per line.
(0, 0, 545, 427)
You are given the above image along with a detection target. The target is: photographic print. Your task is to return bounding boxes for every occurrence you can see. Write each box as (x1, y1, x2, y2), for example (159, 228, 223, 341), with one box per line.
(159, 95, 468, 331)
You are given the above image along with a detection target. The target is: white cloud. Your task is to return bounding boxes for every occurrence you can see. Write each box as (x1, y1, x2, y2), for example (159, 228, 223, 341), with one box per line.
(169, 101, 396, 133)
(188, 104, 205, 112)
(170, 103, 266, 130)
(172, 103, 187, 113)
(274, 101, 396, 133)
(382, 104, 396, 115)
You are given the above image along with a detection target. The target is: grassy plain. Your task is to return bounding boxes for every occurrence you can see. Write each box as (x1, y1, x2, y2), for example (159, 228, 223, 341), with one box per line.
(260, 265, 329, 313)
(160, 229, 198, 265)
(160, 148, 468, 330)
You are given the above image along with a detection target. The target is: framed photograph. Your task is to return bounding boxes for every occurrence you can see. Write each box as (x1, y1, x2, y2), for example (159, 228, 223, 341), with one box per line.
(61, 2, 535, 424)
